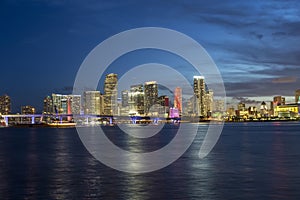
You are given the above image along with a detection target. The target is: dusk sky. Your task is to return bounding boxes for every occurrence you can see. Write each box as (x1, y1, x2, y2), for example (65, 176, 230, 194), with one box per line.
(1, 0, 300, 112)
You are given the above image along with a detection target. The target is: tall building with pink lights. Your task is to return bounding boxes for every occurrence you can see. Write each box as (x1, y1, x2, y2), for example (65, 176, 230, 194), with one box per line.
(174, 87, 182, 114)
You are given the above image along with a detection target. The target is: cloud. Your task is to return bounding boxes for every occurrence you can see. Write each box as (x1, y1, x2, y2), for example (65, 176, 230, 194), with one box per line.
(272, 76, 297, 83)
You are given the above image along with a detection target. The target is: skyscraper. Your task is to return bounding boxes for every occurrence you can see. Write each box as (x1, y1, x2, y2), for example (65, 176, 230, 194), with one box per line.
(121, 90, 129, 107)
(295, 89, 300, 103)
(68, 95, 81, 115)
(104, 73, 118, 115)
(43, 96, 52, 114)
(193, 76, 205, 116)
(0, 94, 11, 115)
(174, 87, 182, 114)
(128, 84, 144, 115)
(144, 81, 158, 114)
(84, 91, 101, 115)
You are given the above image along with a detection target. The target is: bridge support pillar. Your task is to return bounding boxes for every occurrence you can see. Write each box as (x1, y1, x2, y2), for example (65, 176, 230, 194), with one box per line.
(31, 116, 35, 124)
(4, 117, 8, 126)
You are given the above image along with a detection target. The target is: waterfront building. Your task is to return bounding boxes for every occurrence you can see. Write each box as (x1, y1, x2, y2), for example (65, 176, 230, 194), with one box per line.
(158, 95, 169, 116)
(205, 90, 214, 117)
(295, 89, 300, 103)
(274, 104, 299, 118)
(21, 105, 36, 114)
(193, 76, 205, 116)
(104, 73, 118, 115)
(273, 96, 285, 106)
(260, 101, 268, 118)
(68, 95, 81, 115)
(144, 81, 158, 115)
(174, 87, 182, 114)
(238, 102, 246, 111)
(43, 96, 52, 114)
(121, 90, 129, 107)
(128, 84, 144, 115)
(84, 91, 101, 115)
(0, 94, 11, 115)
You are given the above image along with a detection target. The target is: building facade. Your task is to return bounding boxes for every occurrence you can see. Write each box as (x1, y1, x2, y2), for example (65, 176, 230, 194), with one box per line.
(144, 81, 158, 115)
(104, 73, 118, 115)
(84, 91, 101, 115)
(174, 87, 182, 114)
(128, 84, 145, 115)
(0, 94, 11, 115)
(295, 89, 300, 103)
(193, 76, 206, 116)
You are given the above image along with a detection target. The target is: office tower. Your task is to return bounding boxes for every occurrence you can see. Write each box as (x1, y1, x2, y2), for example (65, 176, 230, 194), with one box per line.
(205, 90, 214, 116)
(121, 90, 129, 107)
(128, 84, 144, 115)
(295, 89, 300, 103)
(174, 87, 182, 114)
(0, 94, 11, 115)
(273, 96, 285, 106)
(158, 95, 169, 115)
(104, 73, 118, 115)
(21, 105, 36, 114)
(43, 96, 53, 114)
(52, 94, 66, 114)
(68, 95, 81, 115)
(144, 81, 158, 114)
(193, 76, 205, 116)
(84, 91, 101, 115)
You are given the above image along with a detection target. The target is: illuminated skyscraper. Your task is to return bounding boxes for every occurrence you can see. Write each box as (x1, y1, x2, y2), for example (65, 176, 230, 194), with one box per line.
(0, 94, 11, 115)
(205, 90, 214, 117)
(295, 89, 300, 103)
(84, 91, 101, 115)
(121, 90, 129, 107)
(174, 87, 182, 114)
(144, 81, 158, 114)
(68, 95, 81, 115)
(193, 76, 205, 116)
(128, 84, 144, 115)
(104, 73, 118, 115)
(43, 96, 52, 114)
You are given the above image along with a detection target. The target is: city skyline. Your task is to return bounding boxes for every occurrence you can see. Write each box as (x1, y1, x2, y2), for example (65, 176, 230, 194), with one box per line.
(1, 72, 300, 119)
(1, 1, 300, 112)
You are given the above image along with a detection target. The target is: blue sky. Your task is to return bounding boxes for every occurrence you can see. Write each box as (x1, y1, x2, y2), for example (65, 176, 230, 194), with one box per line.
(1, 0, 300, 112)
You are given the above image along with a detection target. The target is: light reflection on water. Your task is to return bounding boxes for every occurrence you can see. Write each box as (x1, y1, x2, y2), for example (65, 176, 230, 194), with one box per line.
(0, 122, 300, 199)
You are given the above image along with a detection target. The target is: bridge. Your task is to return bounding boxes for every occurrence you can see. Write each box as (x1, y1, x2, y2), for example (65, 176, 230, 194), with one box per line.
(1, 114, 115, 126)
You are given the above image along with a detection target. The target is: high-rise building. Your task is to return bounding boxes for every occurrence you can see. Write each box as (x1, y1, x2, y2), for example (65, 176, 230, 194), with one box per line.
(174, 87, 182, 114)
(193, 76, 205, 116)
(144, 81, 158, 114)
(128, 84, 144, 115)
(205, 90, 214, 117)
(68, 95, 81, 115)
(121, 90, 129, 107)
(21, 105, 36, 115)
(158, 95, 169, 115)
(104, 73, 118, 115)
(52, 93, 67, 114)
(295, 89, 300, 103)
(43, 96, 52, 114)
(84, 91, 101, 115)
(0, 94, 11, 115)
